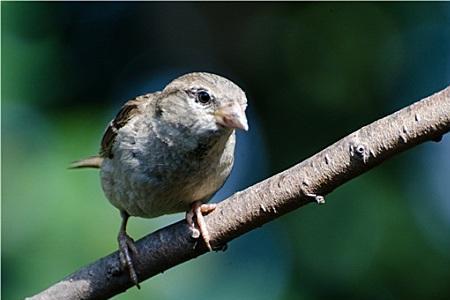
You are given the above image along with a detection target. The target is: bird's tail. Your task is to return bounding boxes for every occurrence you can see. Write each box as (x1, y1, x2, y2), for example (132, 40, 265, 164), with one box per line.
(69, 155, 104, 169)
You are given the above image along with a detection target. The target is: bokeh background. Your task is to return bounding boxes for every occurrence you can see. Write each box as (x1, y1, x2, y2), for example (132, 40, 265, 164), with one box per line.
(2, 2, 450, 300)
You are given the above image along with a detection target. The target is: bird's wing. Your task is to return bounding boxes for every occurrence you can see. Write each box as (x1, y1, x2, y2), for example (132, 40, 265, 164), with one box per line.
(100, 94, 154, 158)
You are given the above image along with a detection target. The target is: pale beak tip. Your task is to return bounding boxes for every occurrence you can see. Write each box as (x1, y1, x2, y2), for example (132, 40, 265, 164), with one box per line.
(215, 103, 249, 132)
(240, 120, 249, 131)
(220, 115, 248, 131)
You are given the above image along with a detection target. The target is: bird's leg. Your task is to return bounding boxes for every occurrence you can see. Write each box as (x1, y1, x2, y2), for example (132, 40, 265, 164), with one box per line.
(118, 210, 140, 289)
(185, 201, 217, 251)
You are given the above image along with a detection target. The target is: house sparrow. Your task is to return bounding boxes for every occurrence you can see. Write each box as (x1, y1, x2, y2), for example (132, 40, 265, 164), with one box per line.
(71, 72, 248, 287)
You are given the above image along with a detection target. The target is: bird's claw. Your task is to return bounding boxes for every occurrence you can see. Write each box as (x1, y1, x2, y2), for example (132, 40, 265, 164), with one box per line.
(186, 202, 217, 251)
(118, 231, 140, 289)
(305, 192, 325, 204)
(190, 227, 201, 239)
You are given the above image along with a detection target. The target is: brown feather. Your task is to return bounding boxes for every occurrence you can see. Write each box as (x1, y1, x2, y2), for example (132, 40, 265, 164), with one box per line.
(100, 95, 153, 158)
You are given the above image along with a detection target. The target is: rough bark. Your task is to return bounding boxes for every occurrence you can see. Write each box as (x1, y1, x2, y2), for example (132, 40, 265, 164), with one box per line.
(27, 86, 450, 300)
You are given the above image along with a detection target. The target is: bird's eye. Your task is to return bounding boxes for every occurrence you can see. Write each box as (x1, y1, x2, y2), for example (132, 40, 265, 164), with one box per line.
(196, 91, 212, 104)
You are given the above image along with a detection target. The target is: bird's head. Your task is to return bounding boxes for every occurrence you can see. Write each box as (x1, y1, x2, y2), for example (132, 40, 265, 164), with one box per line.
(157, 72, 248, 137)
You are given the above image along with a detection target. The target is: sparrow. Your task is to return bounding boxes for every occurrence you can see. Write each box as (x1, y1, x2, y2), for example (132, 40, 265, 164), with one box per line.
(71, 72, 248, 287)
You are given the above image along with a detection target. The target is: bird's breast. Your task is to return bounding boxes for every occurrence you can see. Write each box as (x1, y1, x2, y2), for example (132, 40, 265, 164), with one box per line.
(101, 129, 236, 218)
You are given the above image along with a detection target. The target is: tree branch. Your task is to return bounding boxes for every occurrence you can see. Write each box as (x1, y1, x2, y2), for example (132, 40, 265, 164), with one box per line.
(28, 86, 450, 300)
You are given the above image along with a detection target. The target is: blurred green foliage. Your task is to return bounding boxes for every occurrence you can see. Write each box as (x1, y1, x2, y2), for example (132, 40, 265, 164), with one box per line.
(2, 2, 450, 300)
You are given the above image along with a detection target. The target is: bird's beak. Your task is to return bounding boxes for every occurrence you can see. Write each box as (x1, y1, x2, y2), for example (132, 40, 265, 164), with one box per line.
(215, 102, 248, 131)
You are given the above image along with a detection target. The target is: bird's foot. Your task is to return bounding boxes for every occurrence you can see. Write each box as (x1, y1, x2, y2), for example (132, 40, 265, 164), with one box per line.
(118, 230, 140, 289)
(305, 192, 325, 204)
(186, 201, 217, 251)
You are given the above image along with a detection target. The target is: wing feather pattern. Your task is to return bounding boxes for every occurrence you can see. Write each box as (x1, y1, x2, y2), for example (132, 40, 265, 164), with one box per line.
(100, 95, 153, 158)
